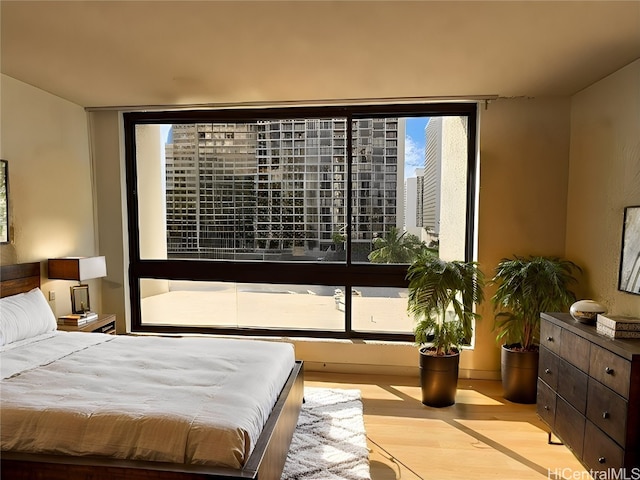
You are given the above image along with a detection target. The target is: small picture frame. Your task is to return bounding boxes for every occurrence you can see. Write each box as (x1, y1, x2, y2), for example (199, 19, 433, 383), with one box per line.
(71, 285, 91, 313)
(619, 206, 640, 295)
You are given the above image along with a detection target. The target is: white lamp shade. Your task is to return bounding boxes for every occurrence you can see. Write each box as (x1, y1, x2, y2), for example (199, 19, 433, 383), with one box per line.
(48, 256, 107, 281)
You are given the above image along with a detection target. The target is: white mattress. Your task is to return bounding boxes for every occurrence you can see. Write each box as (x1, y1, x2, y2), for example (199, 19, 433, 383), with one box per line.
(0, 331, 295, 468)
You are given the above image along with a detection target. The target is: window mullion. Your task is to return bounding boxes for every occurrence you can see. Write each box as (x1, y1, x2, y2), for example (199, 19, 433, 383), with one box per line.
(346, 114, 353, 267)
(345, 114, 354, 334)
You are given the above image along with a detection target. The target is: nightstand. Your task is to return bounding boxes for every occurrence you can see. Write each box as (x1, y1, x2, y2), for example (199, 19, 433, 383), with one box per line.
(57, 314, 116, 334)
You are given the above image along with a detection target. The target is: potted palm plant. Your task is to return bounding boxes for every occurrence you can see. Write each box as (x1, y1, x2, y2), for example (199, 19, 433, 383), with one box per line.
(407, 253, 485, 407)
(491, 256, 581, 403)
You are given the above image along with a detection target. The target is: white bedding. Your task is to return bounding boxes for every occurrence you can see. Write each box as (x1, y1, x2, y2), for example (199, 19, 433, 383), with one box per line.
(0, 331, 296, 469)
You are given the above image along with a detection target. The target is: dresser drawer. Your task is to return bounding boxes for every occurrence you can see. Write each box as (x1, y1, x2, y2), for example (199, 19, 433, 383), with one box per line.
(536, 378, 557, 428)
(557, 359, 588, 414)
(587, 379, 628, 447)
(560, 329, 590, 373)
(589, 345, 631, 398)
(540, 320, 562, 355)
(539, 347, 560, 390)
(583, 420, 624, 472)
(555, 397, 585, 459)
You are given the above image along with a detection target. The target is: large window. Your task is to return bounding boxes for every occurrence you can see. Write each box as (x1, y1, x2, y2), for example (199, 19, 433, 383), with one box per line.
(124, 104, 478, 340)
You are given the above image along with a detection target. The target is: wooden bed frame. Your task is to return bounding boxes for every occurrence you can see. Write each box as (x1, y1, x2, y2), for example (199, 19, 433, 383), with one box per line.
(0, 262, 304, 480)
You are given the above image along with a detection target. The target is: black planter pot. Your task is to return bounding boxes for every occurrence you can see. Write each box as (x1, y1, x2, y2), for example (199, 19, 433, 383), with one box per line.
(419, 348, 460, 408)
(501, 344, 539, 404)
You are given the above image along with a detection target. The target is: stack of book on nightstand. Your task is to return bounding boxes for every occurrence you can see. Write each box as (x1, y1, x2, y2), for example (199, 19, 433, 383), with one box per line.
(58, 312, 99, 326)
(596, 313, 640, 339)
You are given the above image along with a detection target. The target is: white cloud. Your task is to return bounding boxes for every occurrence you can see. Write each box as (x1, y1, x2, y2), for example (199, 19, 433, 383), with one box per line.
(404, 135, 424, 179)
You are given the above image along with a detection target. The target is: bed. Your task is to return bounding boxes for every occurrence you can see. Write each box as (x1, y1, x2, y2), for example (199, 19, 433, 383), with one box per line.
(0, 262, 304, 480)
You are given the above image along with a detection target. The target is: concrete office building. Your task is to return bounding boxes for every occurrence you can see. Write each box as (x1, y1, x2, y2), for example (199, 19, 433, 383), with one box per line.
(410, 116, 470, 259)
(165, 119, 405, 259)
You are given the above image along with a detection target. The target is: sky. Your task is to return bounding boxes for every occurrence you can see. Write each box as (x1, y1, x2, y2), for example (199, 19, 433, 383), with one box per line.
(404, 117, 429, 179)
(161, 124, 171, 144)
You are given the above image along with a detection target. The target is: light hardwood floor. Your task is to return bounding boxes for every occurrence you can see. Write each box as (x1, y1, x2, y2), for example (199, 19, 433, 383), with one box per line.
(305, 372, 589, 480)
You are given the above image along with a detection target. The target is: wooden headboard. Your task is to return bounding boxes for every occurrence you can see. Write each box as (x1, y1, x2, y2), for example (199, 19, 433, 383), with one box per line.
(0, 262, 41, 298)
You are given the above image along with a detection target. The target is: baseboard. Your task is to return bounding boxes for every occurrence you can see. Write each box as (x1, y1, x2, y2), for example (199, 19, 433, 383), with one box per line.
(304, 361, 502, 380)
(304, 361, 420, 377)
(459, 369, 501, 381)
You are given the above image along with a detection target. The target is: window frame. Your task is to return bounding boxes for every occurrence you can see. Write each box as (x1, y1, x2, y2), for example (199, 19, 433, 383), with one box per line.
(123, 102, 478, 341)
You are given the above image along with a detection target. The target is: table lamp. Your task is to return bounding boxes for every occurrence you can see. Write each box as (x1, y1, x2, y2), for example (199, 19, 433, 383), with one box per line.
(48, 256, 107, 314)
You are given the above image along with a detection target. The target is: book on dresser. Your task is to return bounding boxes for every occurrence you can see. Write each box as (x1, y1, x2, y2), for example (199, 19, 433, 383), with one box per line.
(58, 312, 99, 326)
(596, 314, 640, 338)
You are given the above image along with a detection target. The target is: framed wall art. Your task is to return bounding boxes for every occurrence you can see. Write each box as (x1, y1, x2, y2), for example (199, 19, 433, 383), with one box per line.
(0, 159, 8, 244)
(619, 205, 640, 295)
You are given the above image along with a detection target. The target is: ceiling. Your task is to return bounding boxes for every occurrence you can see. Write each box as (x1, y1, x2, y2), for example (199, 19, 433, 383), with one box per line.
(1, 1, 639, 109)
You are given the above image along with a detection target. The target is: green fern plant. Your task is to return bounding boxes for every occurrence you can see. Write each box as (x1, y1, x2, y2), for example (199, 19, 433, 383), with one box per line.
(407, 254, 485, 356)
(491, 256, 581, 351)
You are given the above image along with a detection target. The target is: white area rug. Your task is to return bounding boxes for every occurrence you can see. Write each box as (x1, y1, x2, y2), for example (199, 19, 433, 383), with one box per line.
(282, 387, 371, 480)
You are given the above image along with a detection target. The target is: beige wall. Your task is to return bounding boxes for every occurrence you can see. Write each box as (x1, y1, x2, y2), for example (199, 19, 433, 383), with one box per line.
(566, 59, 640, 316)
(474, 96, 573, 376)
(88, 111, 130, 333)
(0, 74, 103, 316)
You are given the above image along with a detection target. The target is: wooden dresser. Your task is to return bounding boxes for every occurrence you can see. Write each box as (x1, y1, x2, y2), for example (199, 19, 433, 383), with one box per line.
(537, 312, 640, 473)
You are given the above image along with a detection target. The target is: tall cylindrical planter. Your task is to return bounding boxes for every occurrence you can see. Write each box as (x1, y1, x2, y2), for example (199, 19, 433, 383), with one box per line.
(419, 348, 459, 408)
(501, 345, 539, 404)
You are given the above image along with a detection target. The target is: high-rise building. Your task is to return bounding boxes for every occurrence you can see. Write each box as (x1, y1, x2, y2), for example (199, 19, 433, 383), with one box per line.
(165, 118, 405, 259)
(406, 167, 424, 233)
(165, 123, 258, 258)
(422, 117, 443, 235)
(409, 116, 470, 257)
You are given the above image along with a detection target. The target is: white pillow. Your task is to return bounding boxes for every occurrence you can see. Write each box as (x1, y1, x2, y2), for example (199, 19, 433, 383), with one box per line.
(0, 288, 57, 346)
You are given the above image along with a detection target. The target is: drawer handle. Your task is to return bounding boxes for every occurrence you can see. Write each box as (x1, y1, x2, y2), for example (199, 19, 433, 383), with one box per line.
(598, 457, 606, 464)
(544, 405, 549, 411)
(546, 336, 554, 342)
(545, 368, 551, 374)
(605, 367, 614, 375)
(602, 411, 610, 419)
